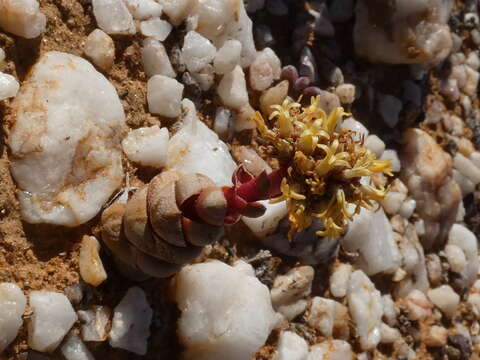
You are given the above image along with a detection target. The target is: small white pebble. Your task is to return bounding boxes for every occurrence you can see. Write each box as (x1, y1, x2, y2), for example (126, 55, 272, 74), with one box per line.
(79, 235, 107, 287)
(123, 0, 163, 20)
(140, 17, 172, 41)
(213, 39, 242, 75)
(273, 331, 309, 360)
(306, 297, 349, 338)
(249, 48, 281, 91)
(0, 283, 26, 354)
(213, 107, 232, 140)
(454, 153, 480, 185)
(0, 0, 46, 39)
(415, 219, 426, 237)
(217, 65, 249, 110)
(147, 75, 184, 117)
(452, 169, 476, 195)
(109, 287, 152, 355)
(122, 126, 169, 168)
(335, 84, 355, 104)
(380, 323, 401, 344)
(380, 149, 401, 172)
(28, 291, 78, 353)
(141, 38, 176, 78)
(329, 263, 352, 298)
(470, 151, 480, 168)
(404, 289, 432, 321)
(0, 73, 19, 100)
(381, 191, 407, 215)
(84, 29, 115, 71)
(445, 244, 467, 273)
(399, 198, 416, 219)
(468, 293, 480, 319)
(60, 334, 94, 360)
(340, 117, 369, 141)
(182, 31, 216, 73)
(364, 134, 385, 158)
(0, 48, 5, 66)
(192, 64, 215, 91)
(382, 295, 397, 327)
(423, 325, 448, 347)
(92, 0, 136, 35)
(463, 66, 479, 96)
(466, 51, 480, 70)
(307, 340, 353, 360)
(427, 285, 460, 318)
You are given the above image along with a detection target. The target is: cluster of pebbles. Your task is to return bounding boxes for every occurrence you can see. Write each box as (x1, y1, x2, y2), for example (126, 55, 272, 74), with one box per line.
(0, 0, 480, 359)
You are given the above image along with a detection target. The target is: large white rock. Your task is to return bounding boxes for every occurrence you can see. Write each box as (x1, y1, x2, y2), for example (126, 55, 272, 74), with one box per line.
(175, 260, 279, 360)
(122, 125, 169, 168)
(218, 65, 249, 110)
(84, 29, 115, 71)
(447, 224, 479, 288)
(0, 283, 26, 354)
(341, 207, 401, 276)
(182, 31, 217, 73)
(167, 99, 236, 187)
(109, 287, 152, 355)
(147, 75, 184, 117)
(92, 0, 136, 35)
(28, 291, 78, 353)
(0, 0, 46, 39)
(142, 38, 176, 78)
(347, 270, 383, 351)
(273, 331, 309, 360)
(0, 72, 19, 100)
(8, 51, 125, 226)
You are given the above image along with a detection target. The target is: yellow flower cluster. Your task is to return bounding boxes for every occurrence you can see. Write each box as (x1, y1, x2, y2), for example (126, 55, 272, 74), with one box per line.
(254, 96, 392, 239)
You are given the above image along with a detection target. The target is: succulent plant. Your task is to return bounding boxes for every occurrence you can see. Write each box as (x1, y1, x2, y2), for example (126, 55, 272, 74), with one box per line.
(254, 95, 393, 239)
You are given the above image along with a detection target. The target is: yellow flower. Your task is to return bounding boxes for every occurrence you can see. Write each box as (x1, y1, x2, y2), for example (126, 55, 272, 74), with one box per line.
(256, 96, 392, 239)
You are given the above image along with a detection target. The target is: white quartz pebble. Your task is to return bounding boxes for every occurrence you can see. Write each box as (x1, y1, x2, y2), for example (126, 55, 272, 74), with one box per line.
(60, 334, 94, 360)
(147, 75, 184, 117)
(342, 207, 401, 276)
(92, 0, 136, 35)
(122, 126, 169, 168)
(124, 0, 163, 19)
(182, 31, 216, 73)
(306, 297, 349, 338)
(347, 270, 383, 351)
(307, 340, 353, 360)
(403, 290, 432, 321)
(213, 40, 242, 74)
(176, 260, 279, 360)
(167, 99, 236, 187)
(329, 263, 352, 298)
(381, 191, 407, 215)
(28, 291, 78, 353)
(380, 149, 401, 172)
(364, 134, 385, 158)
(0, 283, 26, 354)
(273, 331, 309, 360)
(0, 72, 19, 100)
(335, 84, 356, 104)
(380, 323, 401, 344)
(427, 285, 460, 318)
(469, 151, 480, 168)
(192, 64, 215, 91)
(271, 266, 314, 320)
(84, 29, 115, 71)
(453, 169, 475, 195)
(218, 65, 249, 110)
(8, 52, 125, 226)
(213, 107, 232, 140)
(448, 224, 479, 287)
(0, 0, 46, 38)
(399, 198, 416, 219)
(445, 244, 467, 273)
(249, 48, 281, 91)
(141, 38, 176, 78)
(157, 0, 194, 25)
(77, 306, 111, 342)
(454, 153, 480, 185)
(109, 287, 152, 355)
(242, 200, 288, 238)
(382, 295, 397, 326)
(140, 17, 172, 41)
